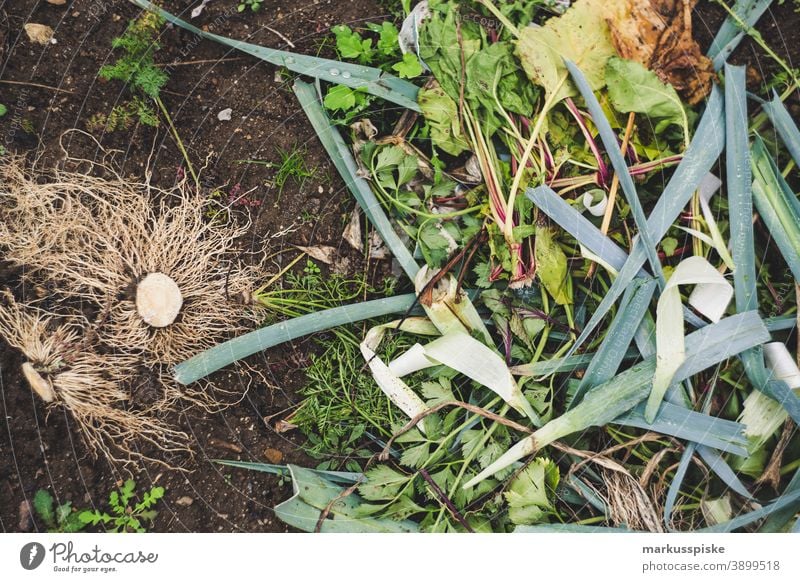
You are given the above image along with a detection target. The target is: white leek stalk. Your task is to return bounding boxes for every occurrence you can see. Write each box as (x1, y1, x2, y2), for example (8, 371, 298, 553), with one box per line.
(389, 331, 539, 423)
(359, 318, 439, 433)
(646, 256, 732, 422)
(414, 266, 492, 344)
(739, 342, 800, 452)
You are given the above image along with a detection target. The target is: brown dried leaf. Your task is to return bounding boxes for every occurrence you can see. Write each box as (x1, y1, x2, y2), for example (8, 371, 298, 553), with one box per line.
(606, 0, 714, 105)
(296, 245, 337, 265)
(342, 209, 363, 252)
(368, 230, 391, 260)
(274, 419, 297, 433)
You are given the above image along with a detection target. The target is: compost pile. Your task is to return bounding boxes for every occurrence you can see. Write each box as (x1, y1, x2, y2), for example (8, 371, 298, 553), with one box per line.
(66, 0, 800, 531)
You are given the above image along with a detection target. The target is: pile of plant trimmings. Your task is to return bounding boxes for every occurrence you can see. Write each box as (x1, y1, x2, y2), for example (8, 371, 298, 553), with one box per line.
(162, 0, 800, 532)
(0, 155, 266, 468)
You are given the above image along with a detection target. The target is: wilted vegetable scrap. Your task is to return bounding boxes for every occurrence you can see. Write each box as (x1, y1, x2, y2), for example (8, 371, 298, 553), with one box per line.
(606, 0, 715, 104)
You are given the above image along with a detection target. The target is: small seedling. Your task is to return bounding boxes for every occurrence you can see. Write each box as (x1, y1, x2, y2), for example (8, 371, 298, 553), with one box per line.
(86, 98, 158, 134)
(238, 0, 263, 12)
(98, 12, 197, 186)
(239, 144, 319, 203)
(79, 479, 164, 533)
(98, 13, 167, 127)
(32, 489, 87, 533)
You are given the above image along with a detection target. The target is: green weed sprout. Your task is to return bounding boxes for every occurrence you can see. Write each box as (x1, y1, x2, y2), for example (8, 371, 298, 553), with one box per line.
(79, 480, 165, 533)
(32, 490, 87, 533)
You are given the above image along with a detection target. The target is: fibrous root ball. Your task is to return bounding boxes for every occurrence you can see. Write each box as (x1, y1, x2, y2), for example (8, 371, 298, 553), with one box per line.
(0, 157, 266, 467)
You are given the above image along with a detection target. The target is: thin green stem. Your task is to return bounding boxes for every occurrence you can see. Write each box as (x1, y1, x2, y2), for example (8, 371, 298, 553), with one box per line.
(156, 96, 198, 188)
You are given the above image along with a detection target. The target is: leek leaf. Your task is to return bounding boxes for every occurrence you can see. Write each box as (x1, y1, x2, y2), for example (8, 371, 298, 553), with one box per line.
(294, 80, 421, 280)
(708, 0, 774, 70)
(465, 311, 770, 488)
(174, 294, 417, 384)
(129, 0, 420, 111)
(565, 59, 665, 287)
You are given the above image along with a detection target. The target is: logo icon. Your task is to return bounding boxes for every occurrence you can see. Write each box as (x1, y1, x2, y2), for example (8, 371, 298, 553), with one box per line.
(20, 542, 46, 570)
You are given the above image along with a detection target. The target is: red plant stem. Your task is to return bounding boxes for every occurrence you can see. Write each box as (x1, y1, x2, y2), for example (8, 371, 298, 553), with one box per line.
(418, 468, 475, 532)
(565, 97, 609, 187)
(541, 138, 554, 171)
(658, 244, 691, 260)
(628, 154, 683, 175)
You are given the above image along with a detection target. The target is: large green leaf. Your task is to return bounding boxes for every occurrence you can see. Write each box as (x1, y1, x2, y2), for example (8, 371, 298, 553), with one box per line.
(534, 227, 571, 305)
(274, 465, 418, 532)
(605, 56, 687, 134)
(418, 84, 470, 156)
(515, 0, 616, 102)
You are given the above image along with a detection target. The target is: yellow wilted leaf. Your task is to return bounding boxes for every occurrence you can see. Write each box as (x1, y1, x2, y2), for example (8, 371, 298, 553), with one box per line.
(515, 0, 617, 103)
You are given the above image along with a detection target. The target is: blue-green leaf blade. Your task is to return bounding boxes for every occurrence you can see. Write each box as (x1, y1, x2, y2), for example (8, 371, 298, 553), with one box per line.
(174, 294, 416, 384)
(293, 79, 420, 280)
(129, 0, 420, 111)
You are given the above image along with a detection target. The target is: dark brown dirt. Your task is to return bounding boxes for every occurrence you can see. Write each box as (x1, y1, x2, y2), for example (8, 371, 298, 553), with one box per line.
(1, 0, 800, 533)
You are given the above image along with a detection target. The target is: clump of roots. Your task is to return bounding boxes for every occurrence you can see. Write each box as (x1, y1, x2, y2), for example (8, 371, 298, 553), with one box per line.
(0, 293, 190, 467)
(0, 158, 260, 366)
(0, 156, 267, 467)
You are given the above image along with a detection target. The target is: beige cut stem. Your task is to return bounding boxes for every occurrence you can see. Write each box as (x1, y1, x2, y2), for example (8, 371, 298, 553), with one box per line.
(587, 112, 636, 279)
(22, 362, 55, 402)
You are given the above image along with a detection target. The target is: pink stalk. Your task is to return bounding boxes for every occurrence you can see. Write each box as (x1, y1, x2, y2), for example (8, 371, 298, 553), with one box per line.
(628, 154, 683, 176)
(540, 138, 554, 172)
(489, 263, 505, 282)
(565, 97, 609, 187)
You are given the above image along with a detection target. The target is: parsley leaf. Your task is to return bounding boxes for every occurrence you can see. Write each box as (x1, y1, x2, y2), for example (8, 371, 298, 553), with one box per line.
(332, 25, 375, 64)
(504, 457, 560, 525)
(367, 21, 400, 56)
(392, 52, 424, 79)
(359, 465, 412, 501)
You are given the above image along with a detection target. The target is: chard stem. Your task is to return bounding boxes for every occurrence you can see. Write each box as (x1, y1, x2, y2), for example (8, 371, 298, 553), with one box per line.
(506, 75, 567, 238)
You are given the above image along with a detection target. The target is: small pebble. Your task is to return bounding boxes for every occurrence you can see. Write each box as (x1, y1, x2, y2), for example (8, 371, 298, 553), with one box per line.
(217, 108, 233, 121)
(264, 448, 283, 464)
(175, 496, 194, 507)
(24, 23, 55, 45)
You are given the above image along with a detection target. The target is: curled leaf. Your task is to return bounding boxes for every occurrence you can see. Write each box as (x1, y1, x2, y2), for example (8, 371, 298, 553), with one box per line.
(606, 0, 714, 105)
(646, 256, 733, 422)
